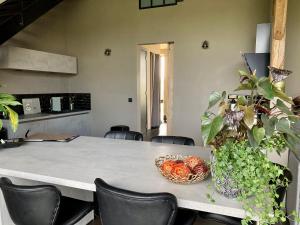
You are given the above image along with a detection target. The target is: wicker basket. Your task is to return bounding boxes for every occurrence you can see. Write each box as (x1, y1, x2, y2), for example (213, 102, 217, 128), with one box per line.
(155, 155, 210, 184)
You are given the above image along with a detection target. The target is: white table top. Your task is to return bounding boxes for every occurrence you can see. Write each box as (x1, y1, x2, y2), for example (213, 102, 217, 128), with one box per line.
(0, 136, 246, 219)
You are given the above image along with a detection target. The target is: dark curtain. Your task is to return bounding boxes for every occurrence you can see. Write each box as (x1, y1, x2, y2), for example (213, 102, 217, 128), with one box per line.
(150, 53, 161, 129)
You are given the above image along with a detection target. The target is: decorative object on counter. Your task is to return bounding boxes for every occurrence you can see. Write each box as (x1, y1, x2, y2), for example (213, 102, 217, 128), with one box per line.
(0, 138, 24, 149)
(50, 96, 63, 112)
(0, 92, 21, 132)
(22, 98, 41, 115)
(69, 96, 75, 111)
(155, 155, 210, 184)
(25, 131, 78, 142)
(201, 67, 300, 224)
(11, 93, 91, 115)
(268, 66, 292, 83)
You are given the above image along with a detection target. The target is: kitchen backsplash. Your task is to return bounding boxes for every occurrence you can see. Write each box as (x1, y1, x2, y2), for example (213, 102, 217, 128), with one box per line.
(12, 93, 91, 115)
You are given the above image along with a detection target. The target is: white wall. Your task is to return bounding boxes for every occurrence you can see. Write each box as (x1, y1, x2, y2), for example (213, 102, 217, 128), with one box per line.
(62, 0, 271, 143)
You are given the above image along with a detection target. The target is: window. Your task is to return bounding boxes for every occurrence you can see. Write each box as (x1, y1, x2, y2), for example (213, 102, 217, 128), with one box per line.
(139, 0, 177, 9)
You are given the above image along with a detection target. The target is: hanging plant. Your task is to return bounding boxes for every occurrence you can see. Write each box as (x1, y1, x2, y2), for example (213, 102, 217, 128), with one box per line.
(201, 69, 300, 225)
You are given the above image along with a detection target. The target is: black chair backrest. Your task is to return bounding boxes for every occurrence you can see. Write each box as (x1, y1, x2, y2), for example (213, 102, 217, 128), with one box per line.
(104, 131, 143, 141)
(94, 178, 177, 225)
(0, 177, 61, 225)
(151, 136, 195, 146)
(110, 125, 130, 132)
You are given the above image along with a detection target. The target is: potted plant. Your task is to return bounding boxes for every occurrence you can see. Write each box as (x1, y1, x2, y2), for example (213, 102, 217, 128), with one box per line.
(0, 92, 21, 134)
(201, 67, 300, 225)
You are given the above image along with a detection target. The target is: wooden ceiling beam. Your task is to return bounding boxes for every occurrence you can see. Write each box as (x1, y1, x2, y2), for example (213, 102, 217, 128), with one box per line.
(270, 0, 288, 90)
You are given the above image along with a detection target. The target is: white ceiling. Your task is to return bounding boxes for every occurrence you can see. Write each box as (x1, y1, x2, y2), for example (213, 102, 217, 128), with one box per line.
(0, 0, 7, 4)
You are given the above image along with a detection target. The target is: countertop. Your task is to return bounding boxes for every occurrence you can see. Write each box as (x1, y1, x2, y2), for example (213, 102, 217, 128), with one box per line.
(9, 110, 90, 123)
(0, 136, 248, 220)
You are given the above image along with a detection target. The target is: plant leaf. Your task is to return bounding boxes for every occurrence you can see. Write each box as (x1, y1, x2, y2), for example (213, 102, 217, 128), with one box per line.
(273, 87, 294, 104)
(0, 93, 16, 101)
(276, 99, 293, 116)
(237, 96, 248, 106)
(285, 134, 300, 152)
(253, 126, 265, 146)
(247, 129, 258, 148)
(243, 105, 255, 129)
(257, 78, 275, 100)
(277, 118, 291, 134)
(276, 118, 297, 138)
(3, 106, 19, 132)
(262, 114, 277, 137)
(218, 101, 229, 116)
(202, 115, 224, 146)
(208, 91, 226, 109)
(239, 70, 249, 77)
(235, 83, 255, 91)
(201, 113, 212, 126)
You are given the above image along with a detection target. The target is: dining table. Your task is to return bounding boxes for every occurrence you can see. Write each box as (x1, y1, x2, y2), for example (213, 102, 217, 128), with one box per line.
(0, 136, 249, 225)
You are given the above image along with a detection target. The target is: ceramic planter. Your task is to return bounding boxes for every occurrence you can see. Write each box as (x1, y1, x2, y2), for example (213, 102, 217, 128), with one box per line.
(210, 153, 241, 199)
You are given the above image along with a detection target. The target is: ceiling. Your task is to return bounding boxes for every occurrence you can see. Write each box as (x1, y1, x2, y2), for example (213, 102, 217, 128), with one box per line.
(0, 0, 63, 44)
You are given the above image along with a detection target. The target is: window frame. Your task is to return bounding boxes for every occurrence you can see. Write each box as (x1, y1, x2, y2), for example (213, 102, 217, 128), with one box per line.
(139, 0, 178, 9)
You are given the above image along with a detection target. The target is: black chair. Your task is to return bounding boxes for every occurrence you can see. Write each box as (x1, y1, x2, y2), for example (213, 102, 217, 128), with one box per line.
(151, 136, 195, 146)
(94, 178, 197, 225)
(104, 131, 143, 141)
(198, 164, 293, 225)
(0, 177, 93, 225)
(110, 125, 130, 132)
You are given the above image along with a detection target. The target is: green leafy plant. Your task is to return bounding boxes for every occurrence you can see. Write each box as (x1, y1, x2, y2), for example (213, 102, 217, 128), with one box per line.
(0, 93, 21, 133)
(201, 69, 300, 224)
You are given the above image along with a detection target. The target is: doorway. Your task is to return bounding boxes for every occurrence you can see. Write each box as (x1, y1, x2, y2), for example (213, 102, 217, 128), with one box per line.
(138, 43, 174, 141)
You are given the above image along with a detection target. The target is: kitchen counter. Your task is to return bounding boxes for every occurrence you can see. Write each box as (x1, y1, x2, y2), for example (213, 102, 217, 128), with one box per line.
(14, 110, 90, 123)
(3, 110, 91, 139)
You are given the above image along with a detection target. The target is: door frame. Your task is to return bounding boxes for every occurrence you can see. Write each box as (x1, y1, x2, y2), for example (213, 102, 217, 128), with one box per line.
(136, 46, 148, 133)
(136, 43, 174, 135)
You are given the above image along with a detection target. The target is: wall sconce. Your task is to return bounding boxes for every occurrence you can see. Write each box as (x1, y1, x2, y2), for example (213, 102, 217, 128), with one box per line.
(104, 49, 111, 56)
(202, 41, 209, 49)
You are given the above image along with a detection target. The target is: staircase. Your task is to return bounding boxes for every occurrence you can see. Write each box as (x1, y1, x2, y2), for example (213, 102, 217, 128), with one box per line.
(0, 0, 63, 44)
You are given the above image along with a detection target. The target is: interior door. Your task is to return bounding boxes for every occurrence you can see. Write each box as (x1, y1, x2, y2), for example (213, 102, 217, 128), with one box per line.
(140, 50, 147, 134)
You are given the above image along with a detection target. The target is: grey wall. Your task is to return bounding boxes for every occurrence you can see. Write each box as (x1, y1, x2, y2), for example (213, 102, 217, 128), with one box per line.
(0, 0, 273, 144)
(0, 2, 70, 94)
(63, 0, 271, 143)
(286, 0, 300, 98)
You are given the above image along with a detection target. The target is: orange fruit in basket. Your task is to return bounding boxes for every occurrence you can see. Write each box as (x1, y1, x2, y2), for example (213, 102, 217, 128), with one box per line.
(192, 163, 209, 175)
(171, 164, 191, 179)
(161, 160, 176, 174)
(184, 156, 204, 169)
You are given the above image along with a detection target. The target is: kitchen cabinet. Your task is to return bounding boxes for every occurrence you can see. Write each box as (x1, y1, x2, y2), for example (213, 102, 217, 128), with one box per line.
(0, 46, 77, 74)
(4, 111, 91, 139)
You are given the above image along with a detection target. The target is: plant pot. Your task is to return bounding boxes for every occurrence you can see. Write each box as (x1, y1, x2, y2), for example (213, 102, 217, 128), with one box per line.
(210, 153, 241, 199)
